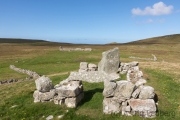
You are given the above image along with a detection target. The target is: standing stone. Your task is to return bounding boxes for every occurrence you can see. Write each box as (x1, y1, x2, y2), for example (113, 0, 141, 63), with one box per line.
(35, 76, 54, 92)
(98, 47, 120, 74)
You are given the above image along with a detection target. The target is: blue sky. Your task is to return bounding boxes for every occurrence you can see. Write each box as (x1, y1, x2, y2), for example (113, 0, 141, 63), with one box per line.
(0, 0, 180, 44)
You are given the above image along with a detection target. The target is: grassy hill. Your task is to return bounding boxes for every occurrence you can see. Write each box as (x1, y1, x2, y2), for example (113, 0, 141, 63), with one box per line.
(126, 34, 180, 45)
(0, 38, 49, 43)
(0, 35, 180, 119)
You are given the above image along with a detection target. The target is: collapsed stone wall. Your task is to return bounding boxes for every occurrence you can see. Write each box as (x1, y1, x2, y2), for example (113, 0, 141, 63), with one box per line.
(33, 76, 84, 108)
(0, 79, 18, 85)
(10, 65, 40, 78)
(59, 46, 92, 52)
(103, 64, 157, 118)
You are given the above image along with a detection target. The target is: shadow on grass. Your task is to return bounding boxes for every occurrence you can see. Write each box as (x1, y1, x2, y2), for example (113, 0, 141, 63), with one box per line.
(79, 88, 103, 106)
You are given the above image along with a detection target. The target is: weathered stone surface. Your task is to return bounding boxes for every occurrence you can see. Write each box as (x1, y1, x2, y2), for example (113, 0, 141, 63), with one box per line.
(118, 62, 139, 74)
(128, 99, 156, 118)
(55, 84, 83, 97)
(46, 115, 53, 120)
(88, 63, 98, 71)
(65, 92, 84, 108)
(80, 62, 88, 70)
(131, 87, 141, 99)
(135, 79, 147, 87)
(114, 80, 135, 99)
(35, 76, 54, 92)
(88, 63, 97, 68)
(103, 81, 117, 97)
(33, 90, 41, 103)
(54, 95, 65, 105)
(33, 89, 55, 102)
(127, 67, 143, 83)
(139, 86, 155, 99)
(98, 47, 120, 74)
(66, 71, 119, 83)
(103, 97, 120, 114)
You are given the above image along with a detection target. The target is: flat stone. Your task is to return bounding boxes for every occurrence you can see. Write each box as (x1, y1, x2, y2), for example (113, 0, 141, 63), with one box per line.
(55, 84, 83, 97)
(128, 98, 156, 118)
(66, 71, 119, 83)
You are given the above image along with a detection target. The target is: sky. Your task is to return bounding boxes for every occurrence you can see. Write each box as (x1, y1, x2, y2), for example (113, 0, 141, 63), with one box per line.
(0, 0, 180, 44)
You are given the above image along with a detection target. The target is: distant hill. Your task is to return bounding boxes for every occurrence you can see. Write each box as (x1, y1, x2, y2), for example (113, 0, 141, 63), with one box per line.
(0, 38, 73, 46)
(126, 34, 180, 45)
(0, 38, 49, 43)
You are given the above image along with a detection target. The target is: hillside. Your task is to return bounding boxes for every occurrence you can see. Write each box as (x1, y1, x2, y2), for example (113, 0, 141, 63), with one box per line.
(0, 38, 48, 43)
(126, 34, 180, 45)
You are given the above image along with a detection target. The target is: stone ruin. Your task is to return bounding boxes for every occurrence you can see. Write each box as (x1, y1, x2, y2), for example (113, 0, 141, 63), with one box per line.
(32, 47, 157, 118)
(33, 76, 84, 108)
(59, 46, 92, 52)
(103, 65, 157, 118)
(65, 47, 120, 83)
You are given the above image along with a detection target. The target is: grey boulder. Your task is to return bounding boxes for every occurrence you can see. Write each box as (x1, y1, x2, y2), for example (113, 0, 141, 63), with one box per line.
(35, 76, 54, 92)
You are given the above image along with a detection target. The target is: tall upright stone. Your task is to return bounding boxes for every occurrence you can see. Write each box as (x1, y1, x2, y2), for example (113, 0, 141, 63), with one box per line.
(98, 47, 120, 74)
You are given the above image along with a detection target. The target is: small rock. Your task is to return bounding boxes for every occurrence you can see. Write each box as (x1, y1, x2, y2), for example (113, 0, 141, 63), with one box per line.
(46, 115, 53, 120)
(10, 105, 18, 108)
(57, 115, 64, 119)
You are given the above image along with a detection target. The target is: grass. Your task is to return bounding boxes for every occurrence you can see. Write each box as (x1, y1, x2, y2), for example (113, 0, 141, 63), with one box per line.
(0, 36, 180, 119)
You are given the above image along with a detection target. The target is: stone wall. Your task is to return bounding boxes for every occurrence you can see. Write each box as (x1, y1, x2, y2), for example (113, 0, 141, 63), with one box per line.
(59, 46, 92, 51)
(33, 76, 84, 108)
(103, 64, 157, 118)
(129, 54, 157, 61)
(10, 65, 40, 78)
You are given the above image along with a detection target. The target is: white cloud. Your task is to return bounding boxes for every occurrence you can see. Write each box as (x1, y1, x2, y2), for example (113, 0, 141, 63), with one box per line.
(132, 2, 173, 16)
(147, 19, 154, 23)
